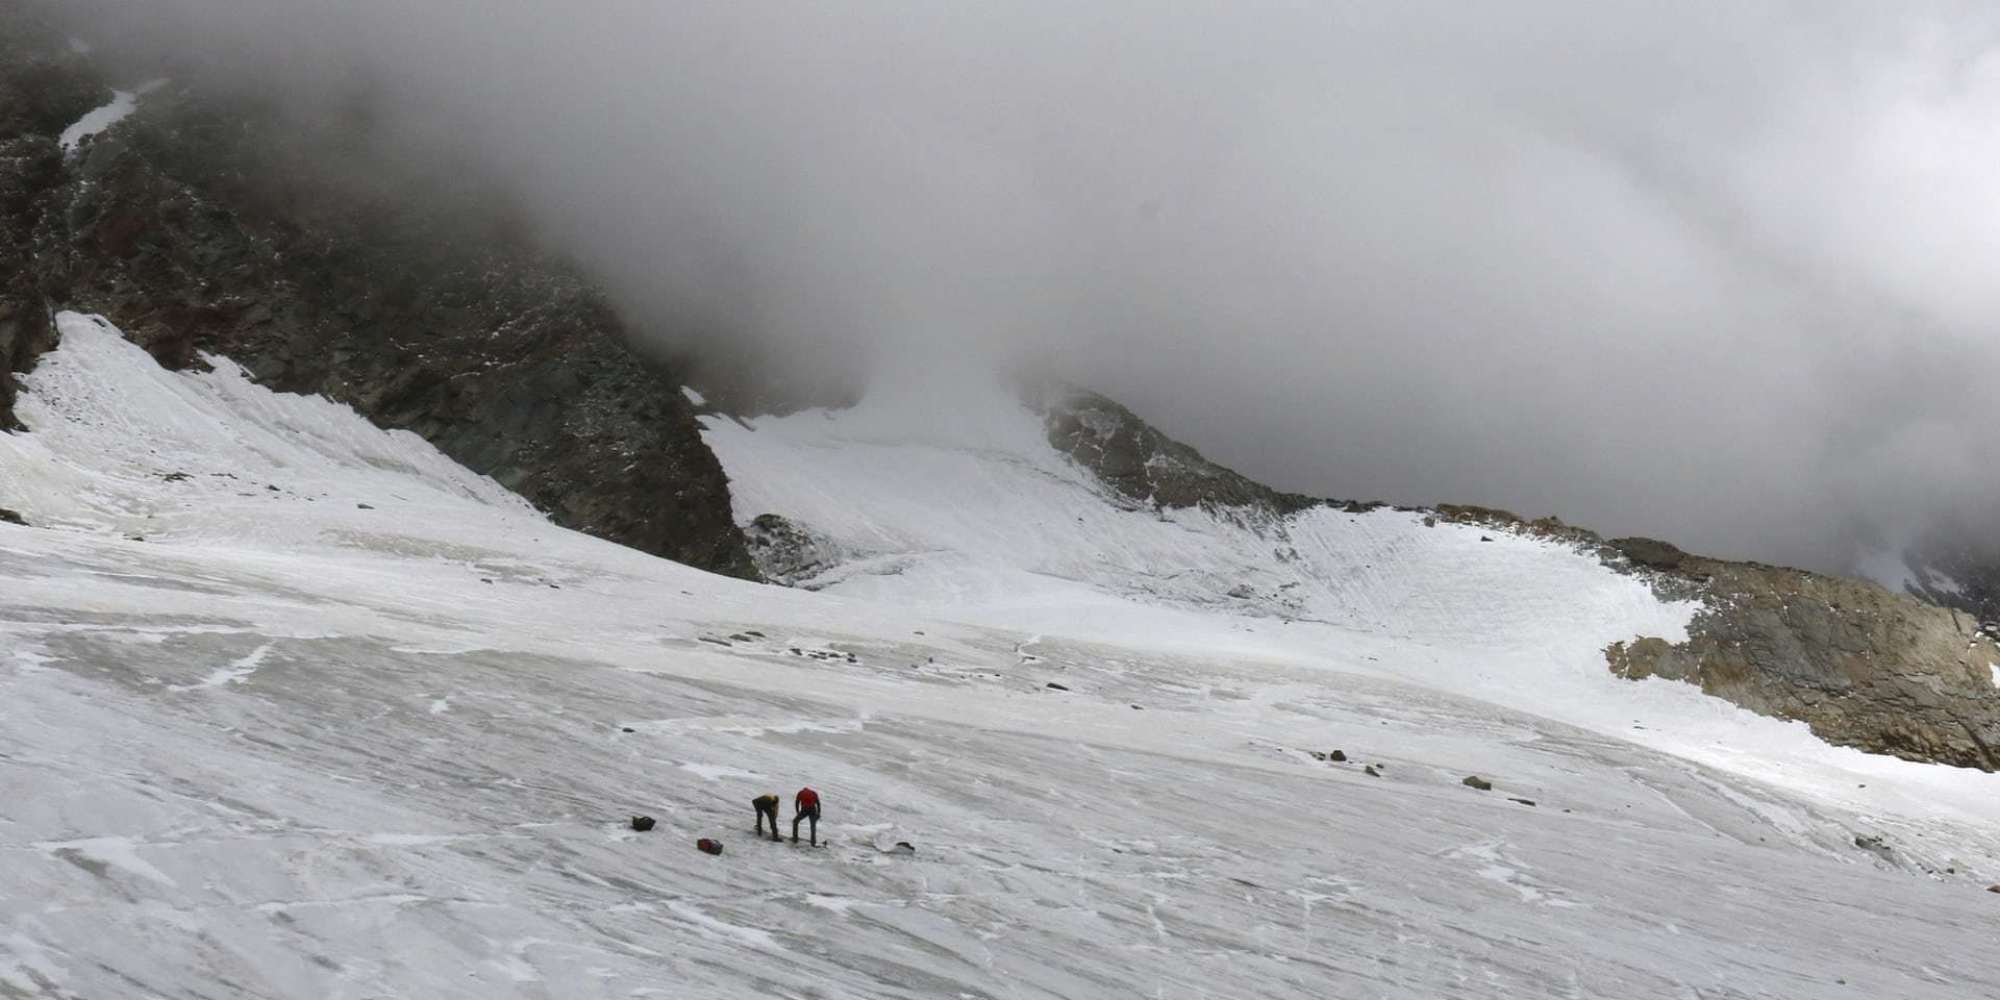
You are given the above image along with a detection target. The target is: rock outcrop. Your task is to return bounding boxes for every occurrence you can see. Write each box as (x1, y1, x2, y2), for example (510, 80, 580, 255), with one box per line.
(741, 513, 844, 587)
(0, 1, 755, 577)
(1606, 558, 2000, 770)
(1040, 386, 1319, 514)
(0, 7, 101, 431)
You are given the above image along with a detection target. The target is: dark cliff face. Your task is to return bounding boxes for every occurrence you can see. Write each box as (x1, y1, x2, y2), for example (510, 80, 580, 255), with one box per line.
(0, 8, 102, 431)
(0, 3, 757, 578)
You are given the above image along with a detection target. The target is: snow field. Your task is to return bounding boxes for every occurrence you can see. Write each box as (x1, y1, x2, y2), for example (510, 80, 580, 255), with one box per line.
(3, 314, 2000, 997)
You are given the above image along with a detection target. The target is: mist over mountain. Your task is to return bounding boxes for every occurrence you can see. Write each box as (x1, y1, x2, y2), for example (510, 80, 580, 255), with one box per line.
(53, 0, 2000, 575)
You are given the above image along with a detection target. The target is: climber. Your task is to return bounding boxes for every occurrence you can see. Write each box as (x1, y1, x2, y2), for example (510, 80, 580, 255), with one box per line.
(792, 786, 822, 846)
(751, 793, 782, 841)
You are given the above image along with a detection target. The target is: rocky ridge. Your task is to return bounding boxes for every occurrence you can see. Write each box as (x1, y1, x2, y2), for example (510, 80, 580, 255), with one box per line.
(1037, 389, 2000, 771)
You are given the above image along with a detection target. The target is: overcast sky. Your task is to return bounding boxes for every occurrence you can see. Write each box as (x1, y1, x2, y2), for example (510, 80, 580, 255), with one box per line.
(67, 0, 2000, 573)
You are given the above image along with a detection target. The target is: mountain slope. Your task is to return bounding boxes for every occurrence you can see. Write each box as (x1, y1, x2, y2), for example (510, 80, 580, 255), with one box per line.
(8, 314, 2000, 998)
(0, 1, 754, 577)
(703, 382, 2000, 771)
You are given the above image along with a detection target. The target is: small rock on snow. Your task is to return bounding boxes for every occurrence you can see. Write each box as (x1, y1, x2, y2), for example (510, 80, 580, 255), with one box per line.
(1462, 776, 1493, 791)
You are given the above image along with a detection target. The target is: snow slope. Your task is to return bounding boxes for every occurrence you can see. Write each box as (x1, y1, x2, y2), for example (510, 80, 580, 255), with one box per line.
(699, 386, 2000, 818)
(5, 314, 2000, 998)
(57, 79, 167, 153)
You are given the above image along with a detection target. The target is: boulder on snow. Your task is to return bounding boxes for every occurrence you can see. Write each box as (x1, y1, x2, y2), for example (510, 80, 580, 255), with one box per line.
(1364, 765, 1381, 777)
(1987, 885, 2000, 894)
(1510, 797, 1537, 807)
(1462, 776, 1493, 791)
(1045, 682, 1069, 691)
(630, 815, 656, 832)
(1328, 750, 1347, 762)
(697, 837, 723, 855)
(0, 507, 26, 526)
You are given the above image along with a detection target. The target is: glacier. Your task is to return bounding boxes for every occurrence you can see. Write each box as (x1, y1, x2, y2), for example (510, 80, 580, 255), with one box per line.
(2, 313, 2000, 997)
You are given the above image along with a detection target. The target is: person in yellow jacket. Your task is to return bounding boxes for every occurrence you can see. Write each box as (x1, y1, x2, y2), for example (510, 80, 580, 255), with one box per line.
(751, 793, 782, 841)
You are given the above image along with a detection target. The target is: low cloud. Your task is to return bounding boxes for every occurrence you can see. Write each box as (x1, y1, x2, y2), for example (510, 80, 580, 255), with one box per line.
(59, 0, 2000, 572)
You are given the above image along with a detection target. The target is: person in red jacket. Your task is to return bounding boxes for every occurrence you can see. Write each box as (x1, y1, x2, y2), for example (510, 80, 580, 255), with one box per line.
(792, 786, 821, 846)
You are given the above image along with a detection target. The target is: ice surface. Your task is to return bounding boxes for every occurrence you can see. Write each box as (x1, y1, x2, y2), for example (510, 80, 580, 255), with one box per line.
(3, 313, 2000, 997)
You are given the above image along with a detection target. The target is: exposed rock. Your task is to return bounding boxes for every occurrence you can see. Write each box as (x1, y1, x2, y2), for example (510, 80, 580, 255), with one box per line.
(1462, 776, 1492, 791)
(1509, 798, 1537, 807)
(1609, 536, 1688, 571)
(1607, 558, 2000, 770)
(629, 815, 655, 832)
(1327, 749, 1347, 762)
(0, 506, 26, 525)
(0, 5, 755, 577)
(1853, 833, 1895, 865)
(1045, 682, 1070, 691)
(0, 3, 95, 432)
(1364, 765, 1381, 777)
(742, 513, 843, 586)
(696, 837, 723, 855)
(1039, 386, 1317, 514)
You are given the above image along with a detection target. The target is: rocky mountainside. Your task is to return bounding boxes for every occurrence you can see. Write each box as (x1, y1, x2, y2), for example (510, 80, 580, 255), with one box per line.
(0, 0, 755, 577)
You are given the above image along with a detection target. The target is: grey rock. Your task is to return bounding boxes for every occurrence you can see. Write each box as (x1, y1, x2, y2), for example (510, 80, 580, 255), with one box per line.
(742, 513, 842, 586)
(1606, 559, 2000, 771)
(1038, 385, 1318, 514)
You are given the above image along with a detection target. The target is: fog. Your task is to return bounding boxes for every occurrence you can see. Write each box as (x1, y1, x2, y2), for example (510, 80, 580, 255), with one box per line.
(58, 0, 2000, 573)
